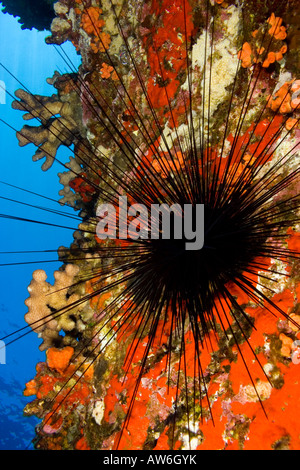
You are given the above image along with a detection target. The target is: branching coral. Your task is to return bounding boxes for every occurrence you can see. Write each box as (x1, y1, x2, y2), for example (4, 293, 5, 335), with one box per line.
(100, 62, 117, 80)
(12, 72, 84, 171)
(25, 269, 59, 333)
(58, 155, 83, 207)
(25, 264, 81, 350)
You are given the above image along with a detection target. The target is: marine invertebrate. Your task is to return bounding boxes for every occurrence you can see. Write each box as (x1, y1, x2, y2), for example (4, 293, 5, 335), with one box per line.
(58, 155, 84, 207)
(1, 0, 300, 451)
(23, 345, 94, 449)
(46, 345, 74, 373)
(12, 72, 84, 171)
(267, 78, 300, 130)
(238, 13, 288, 68)
(24, 264, 85, 350)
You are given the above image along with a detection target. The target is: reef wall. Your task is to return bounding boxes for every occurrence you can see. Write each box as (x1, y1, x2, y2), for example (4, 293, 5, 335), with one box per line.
(12, 0, 300, 450)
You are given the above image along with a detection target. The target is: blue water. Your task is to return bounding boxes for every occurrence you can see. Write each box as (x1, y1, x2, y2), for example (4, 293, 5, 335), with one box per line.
(0, 11, 81, 449)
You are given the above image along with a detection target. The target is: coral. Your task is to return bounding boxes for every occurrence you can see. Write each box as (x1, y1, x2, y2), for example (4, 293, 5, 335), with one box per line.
(267, 79, 300, 130)
(80, 5, 111, 53)
(58, 155, 83, 207)
(25, 264, 81, 350)
(238, 13, 288, 69)
(23, 347, 94, 450)
(12, 72, 84, 171)
(81, 6, 104, 35)
(25, 269, 58, 333)
(268, 12, 287, 41)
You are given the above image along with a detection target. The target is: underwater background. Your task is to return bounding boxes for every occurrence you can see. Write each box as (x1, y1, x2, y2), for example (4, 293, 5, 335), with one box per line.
(0, 9, 80, 449)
